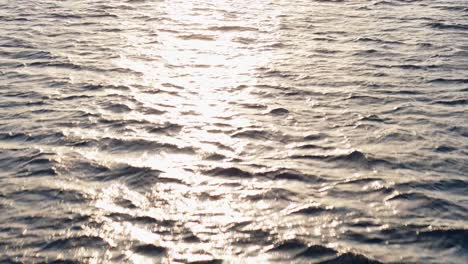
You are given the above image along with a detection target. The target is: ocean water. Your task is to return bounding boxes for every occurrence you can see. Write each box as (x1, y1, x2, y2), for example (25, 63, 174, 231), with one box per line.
(0, 0, 467, 263)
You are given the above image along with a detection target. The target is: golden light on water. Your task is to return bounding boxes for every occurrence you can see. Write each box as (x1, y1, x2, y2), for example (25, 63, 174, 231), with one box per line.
(5, 1, 371, 260)
(2, 0, 465, 263)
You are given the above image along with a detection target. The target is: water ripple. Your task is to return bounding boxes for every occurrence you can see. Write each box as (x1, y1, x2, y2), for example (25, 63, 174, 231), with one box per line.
(0, 0, 467, 263)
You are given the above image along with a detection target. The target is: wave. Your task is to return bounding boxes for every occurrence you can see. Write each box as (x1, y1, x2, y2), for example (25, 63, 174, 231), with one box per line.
(417, 228, 468, 252)
(318, 252, 382, 264)
(268, 107, 289, 115)
(385, 192, 468, 219)
(96, 137, 196, 154)
(290, 150, 394, 168)
(203, 166, 324, 183)
(204, 167, 252, 178)
(207, 26, 258, 32)
(0, 148, 58, 178)
(8, 187, 87, 204)
(428, 78, 468, 84)
(132, 243, 167, 256)
(41, 235, 109, 251)
(178, 34, 216, 41)
(427, 22, 468, 30)
(433, 99, 468, 106)
(268, 239, 381, 263)
(231, 129, 275, 140)
(286, 203, 337, 215)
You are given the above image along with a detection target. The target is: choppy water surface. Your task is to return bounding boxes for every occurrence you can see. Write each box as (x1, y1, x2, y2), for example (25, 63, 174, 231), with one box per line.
(1, 0, 467, 263)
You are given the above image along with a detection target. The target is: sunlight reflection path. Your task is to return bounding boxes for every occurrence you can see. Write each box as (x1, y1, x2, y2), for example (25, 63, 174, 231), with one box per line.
(81, 0, 295, 262)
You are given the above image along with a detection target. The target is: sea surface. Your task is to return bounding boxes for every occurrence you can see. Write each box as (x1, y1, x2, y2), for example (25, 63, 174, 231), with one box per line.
(0, 0, 467, 263)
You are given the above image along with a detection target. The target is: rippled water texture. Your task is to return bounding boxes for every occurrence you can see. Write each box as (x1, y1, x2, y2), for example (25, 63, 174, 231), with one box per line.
(1, 0, 467, 263)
